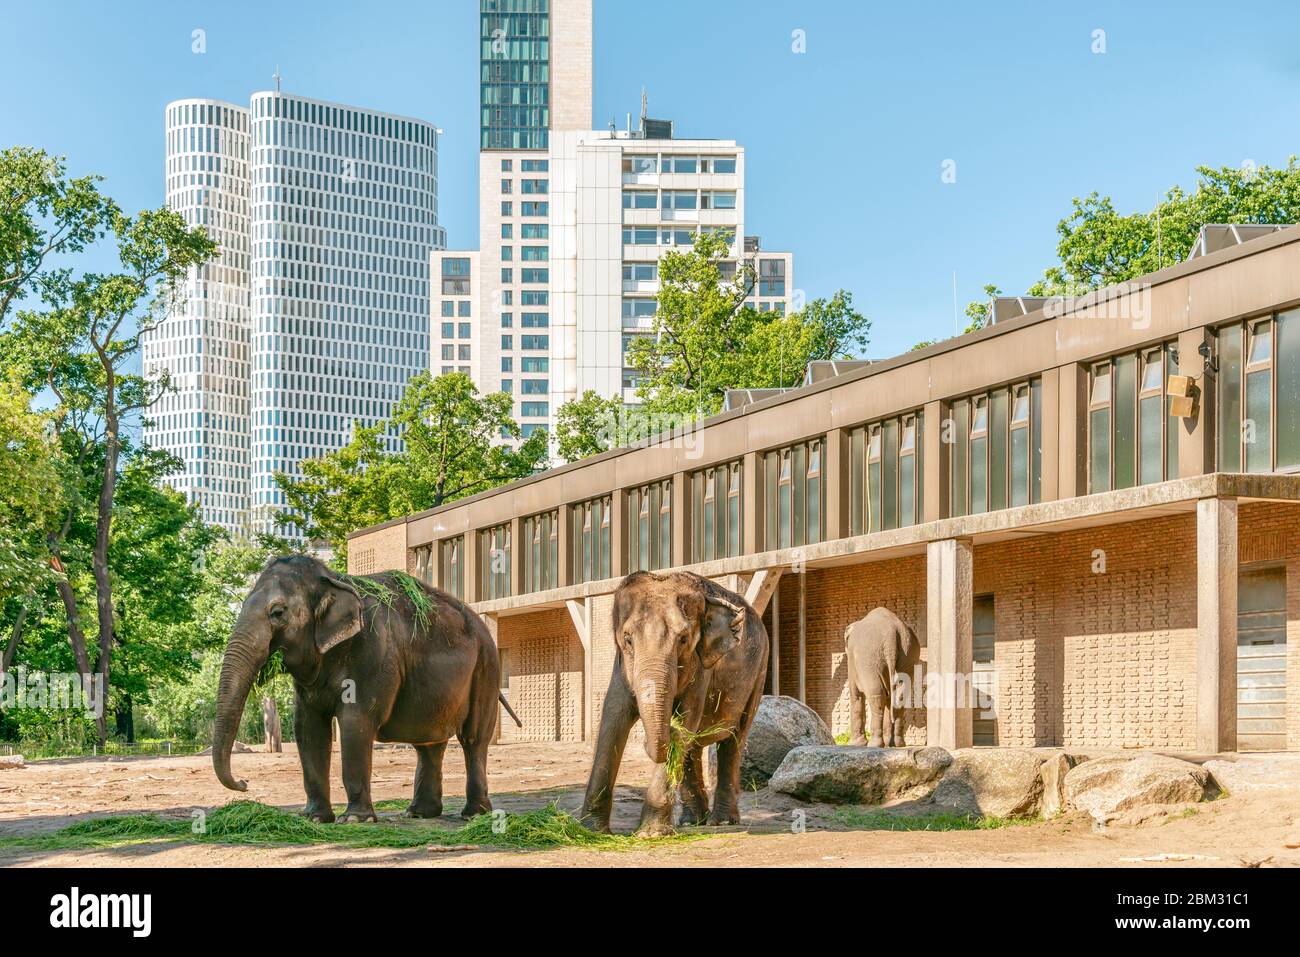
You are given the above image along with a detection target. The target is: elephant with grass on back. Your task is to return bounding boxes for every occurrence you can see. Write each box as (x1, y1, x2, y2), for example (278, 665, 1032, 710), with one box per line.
(212, 555, 519, 822)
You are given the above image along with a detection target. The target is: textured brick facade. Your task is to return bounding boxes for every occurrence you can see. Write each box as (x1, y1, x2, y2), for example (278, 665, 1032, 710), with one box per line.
(497, 609, 585, 743)
(346, 523, 407, 576)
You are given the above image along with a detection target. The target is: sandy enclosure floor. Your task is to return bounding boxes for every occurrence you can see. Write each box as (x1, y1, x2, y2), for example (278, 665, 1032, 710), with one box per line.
(1, 742, 1299, 868)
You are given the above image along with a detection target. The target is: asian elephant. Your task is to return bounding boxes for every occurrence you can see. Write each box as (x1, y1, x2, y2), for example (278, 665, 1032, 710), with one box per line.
(579, 571, 769, 837)
(212, 555, 520, 822)
(844, 606, 921, 747)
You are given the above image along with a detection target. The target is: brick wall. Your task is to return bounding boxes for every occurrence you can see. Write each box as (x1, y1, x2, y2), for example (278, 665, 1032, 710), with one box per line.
(497, 608, 585, 743)
(346, 524, 407, 575)
(773, 556, 929, 742)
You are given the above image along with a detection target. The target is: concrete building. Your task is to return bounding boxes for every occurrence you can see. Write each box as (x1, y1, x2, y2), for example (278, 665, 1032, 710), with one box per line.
(437, 0, 797, 441)
(144, 89, 445, 537)
(352, 224, 1300, 754)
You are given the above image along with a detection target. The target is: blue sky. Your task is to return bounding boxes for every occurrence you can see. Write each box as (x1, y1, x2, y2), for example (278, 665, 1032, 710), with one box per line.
(3, 0, 1300, 359)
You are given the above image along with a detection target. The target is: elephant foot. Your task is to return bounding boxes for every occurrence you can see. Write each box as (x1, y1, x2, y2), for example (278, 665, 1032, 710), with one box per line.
(678, 803, 710, 827)
(634, 820, 676, 839)
(339, 808, 378, 824)
(847, 735, 868, 747)
(706, 807, 740, 827)
(577, 808, 611, 833)
(404, 800, 443, 819)
(303, 805, 335, 824)
(460, 797, 492, 819)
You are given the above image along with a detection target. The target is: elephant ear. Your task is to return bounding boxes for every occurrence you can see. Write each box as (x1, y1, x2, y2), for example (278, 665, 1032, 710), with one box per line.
(315, 575, 363, 655)
(699, 592, 746, 669)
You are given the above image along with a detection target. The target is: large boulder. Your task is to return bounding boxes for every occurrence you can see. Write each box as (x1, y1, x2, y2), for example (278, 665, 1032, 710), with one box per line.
(1064, 754, 1220, 820)
(931, 748, 1076, 818)
(737, 695, 834, 787)
(769, 745, 952, 804)
(0, 754, 24, 770)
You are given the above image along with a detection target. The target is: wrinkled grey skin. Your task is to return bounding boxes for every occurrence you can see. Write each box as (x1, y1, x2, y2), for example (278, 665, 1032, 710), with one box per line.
(844, 607, 921, 747)
(213, 556, 503, 822)
(579, 571, 769, 837)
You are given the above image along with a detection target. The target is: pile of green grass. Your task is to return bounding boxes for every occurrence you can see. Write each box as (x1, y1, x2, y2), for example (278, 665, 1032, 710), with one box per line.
(344, 571, 436, 637)
(0, 801, 698, 853)
(834, 806, 1037, 832)
(664, 713, 732, 789)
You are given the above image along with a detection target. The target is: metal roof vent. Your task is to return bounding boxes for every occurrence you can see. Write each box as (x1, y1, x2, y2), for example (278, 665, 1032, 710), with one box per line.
(1187, 223, 1292, 259)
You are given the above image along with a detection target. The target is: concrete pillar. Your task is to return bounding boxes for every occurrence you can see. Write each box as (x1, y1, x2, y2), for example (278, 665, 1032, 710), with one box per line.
(926, 537, 973, 750)
(557, 502, 573, 587)
(1056, 362, 1088, 498)
(922, 400, 947, 523)
(672, 470, 690, 566)
(824, 428, 850, 540)
(1197, 497, 1237, 753)
(743, 450, 763, 552)
(462, 528, 480, 603)
(1038, 367, 1061, 502)
(769, 589, 781, 697)
(609, 488, 628, 578)
(1178, 328, 1215, 478)
(510, 515, 525, 596)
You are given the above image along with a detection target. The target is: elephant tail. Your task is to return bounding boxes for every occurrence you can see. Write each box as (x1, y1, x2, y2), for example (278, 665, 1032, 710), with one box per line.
(498, 692, 523, 728)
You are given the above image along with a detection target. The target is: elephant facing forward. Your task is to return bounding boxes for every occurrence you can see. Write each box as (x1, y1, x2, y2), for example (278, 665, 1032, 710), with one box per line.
(844, 606, 921, 747)
(580, 571, 768, 837)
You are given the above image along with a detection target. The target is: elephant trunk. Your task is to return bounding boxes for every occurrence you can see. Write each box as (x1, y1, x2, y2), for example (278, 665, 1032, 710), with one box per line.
(212, 621, 270, 792)
(635, 661, 676, 764)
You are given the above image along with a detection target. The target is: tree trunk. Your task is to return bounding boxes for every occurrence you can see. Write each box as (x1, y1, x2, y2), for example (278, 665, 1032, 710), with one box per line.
(2, 601, 29, 673)
(262, 695, 283, 753)
(115, 694, 134, 743)
(92, 407, 120, 748)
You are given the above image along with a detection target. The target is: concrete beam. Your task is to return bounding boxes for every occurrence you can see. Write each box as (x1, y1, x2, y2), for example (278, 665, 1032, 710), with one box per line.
(565, 598, 589, 651)
(1196, 497, 1237, 752)
(922, 400, 946, 523)
(824, 428, 850, 540)
(926, 537, 973, 750)
(743, 567, 783, 616)
(1178, 328, 1215, 478)
(743, 450, 763, 553)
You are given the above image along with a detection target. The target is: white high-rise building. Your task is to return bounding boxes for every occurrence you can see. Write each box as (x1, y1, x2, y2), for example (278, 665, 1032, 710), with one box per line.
(144, 89, 444, 538)
(435, 0, 797, 443)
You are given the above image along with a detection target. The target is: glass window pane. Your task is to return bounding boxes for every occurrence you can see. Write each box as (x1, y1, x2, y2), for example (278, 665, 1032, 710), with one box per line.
(969, 435, 987, 513)
(1030, 378, 1042, 503)
(850, 428, 865, 535)
(1010, 425, 1029, 507)
(1246, 370, 1272, 472)
(1277, 309, 1300, 468)
(989, 390, 1008, 511)
(1090, 409, 1111, 492)
(899, 452, 915, 527)
(882, 419, 898, 530)
(1219, 324, 1243, 470)
(1114, 353, 1137, 490)
(952, 399, 969, 517)
(1139, 395, 1162, 485)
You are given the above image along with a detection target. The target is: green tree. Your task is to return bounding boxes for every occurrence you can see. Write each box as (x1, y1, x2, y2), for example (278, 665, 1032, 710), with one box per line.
(0, 379, 63, 604)
(0, 147, 113, 329)
(275, 372, 548, 556)
(625, 231, 869, 420)
(553, 389, 631, 463)
(966, 159, 1300, 329)
(2, 205, 216, 743)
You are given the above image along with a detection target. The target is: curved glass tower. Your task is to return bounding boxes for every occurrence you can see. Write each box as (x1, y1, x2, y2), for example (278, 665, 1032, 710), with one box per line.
(143, 98, 252, 534)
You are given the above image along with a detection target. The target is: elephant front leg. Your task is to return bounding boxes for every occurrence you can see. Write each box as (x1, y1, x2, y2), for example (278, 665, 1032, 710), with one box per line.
(407, 742, 447, 818)
(635, 762, 676, 838)
(337, 713, 377, 823)
(676, 745, 710, 826)
(708, 735, 743, 825)
(579, 666, 637, 833)
(296, 706, 335, 823)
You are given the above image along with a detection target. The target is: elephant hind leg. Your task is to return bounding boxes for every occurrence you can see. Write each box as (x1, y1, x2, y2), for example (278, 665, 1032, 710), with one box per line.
(869, 690, 888, 748)
(677, 745, 710, 826)
(407, 742, 447, 818)
(848, 683, 868, 746)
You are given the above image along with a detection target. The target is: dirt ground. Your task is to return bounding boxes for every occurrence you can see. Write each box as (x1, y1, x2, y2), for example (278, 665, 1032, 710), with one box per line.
(1, 741, 1299, 868)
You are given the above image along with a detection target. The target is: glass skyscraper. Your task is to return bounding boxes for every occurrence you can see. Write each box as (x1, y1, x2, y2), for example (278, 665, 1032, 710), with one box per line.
(480, 0, 552, 150)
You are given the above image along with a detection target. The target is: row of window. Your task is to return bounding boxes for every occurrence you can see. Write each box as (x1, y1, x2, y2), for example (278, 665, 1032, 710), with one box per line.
(622, 190, 737, 210)
(623, 155, 737, 175)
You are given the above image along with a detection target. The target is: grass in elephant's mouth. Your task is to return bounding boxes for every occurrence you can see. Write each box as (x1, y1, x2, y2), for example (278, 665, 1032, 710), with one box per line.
(664, 714, 731, 790)
(833, 807, 1037, 831)
(0, 801, 702, 852)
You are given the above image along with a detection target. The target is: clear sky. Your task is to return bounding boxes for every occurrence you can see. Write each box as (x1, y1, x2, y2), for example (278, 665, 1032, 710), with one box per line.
(3, 0, 1300, 359)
